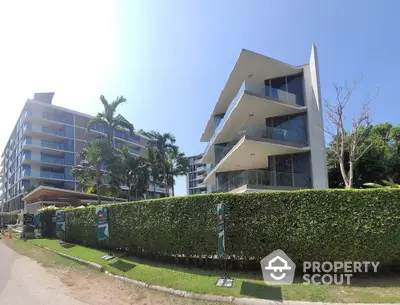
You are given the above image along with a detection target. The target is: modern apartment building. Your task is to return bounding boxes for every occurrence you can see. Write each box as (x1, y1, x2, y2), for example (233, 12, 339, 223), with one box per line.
(0, 93, 167, 212)
(186, 153, 212, 195)
(200, 45, 328, 193)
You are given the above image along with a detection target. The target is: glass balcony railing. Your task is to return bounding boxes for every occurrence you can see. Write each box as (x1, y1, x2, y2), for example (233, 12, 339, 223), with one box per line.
(24, 110, 73, 125)
(41, 155, 65, 165)
(41, 127, 66, 137)
(203, 82, 245, 155)
(216, 169, 310, 192)
(89, 124, 107, 134)
(215, 124, 307, 165)
(115, 133, 141, 145)
(245, 83, 297, 105)
(40, 171, 65, 179)
(41, 141, 64, 150)
(42, 113, 73, 125)
(204, 81, 299, 155)
(128, 147, 141, 156)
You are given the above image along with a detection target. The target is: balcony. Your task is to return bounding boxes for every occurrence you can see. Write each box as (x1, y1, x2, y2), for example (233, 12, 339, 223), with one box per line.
(115, 132, 141, 145)
(40, 171, 65, 180)
(196, 173, 206, 180)
(204, 131, 310, 185)
(22, 168, 65, 180)
(41, 155, 65, 165)
(193, 183, 206, 189)
(128, 147, 141, 156)
(41, 141, 65, 151)
(41, 126, 66, 137)
(216, 169, 310, 193)
(215, 124, 307, 165)
(195, 165, 206, 173)
(194, 159, 203, 165)
(202, 81, 306, 163)
(24, 110, 73, 125)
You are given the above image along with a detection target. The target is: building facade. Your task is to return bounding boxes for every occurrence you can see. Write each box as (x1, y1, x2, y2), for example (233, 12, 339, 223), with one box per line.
(186, 153, 212, 195)
(0, 93, 167, 212)
(200, 45, 328, 193)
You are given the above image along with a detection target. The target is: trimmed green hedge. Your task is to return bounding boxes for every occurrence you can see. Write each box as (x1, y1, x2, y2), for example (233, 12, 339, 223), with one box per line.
(38, 209, 56, 238)
(63, 189, 400, 266)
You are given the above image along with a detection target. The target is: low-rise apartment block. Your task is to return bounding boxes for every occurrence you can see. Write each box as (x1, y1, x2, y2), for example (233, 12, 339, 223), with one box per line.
(0, 93, 167, 212)
(200, 45, 328, 192)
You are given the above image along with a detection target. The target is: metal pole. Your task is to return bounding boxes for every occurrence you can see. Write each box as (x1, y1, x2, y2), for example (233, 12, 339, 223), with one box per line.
(108, 207, 112, 257)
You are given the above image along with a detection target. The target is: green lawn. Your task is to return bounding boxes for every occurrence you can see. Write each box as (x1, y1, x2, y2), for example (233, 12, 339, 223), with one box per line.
(31, 238, 400, 303)
(4, 238, 89, 270)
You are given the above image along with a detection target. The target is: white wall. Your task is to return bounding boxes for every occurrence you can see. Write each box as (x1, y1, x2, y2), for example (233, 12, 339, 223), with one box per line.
(303, 44, 328, 188)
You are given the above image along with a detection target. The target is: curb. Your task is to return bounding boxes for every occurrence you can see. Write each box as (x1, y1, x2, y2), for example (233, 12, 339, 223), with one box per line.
(25, 241, 399, 305)
(27, 240, 103, 271)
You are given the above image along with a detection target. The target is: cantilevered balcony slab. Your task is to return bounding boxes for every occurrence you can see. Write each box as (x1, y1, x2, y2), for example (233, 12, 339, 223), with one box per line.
(201, 87, 306, 164)
(203, 135, 310, 185)
(201, 49, 303, 142)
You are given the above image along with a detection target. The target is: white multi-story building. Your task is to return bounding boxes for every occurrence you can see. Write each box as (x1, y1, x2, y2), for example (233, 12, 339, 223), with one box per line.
(0, 93, 168, 212)
(200, 45, 328, 193)
(186, 153, 213, 195)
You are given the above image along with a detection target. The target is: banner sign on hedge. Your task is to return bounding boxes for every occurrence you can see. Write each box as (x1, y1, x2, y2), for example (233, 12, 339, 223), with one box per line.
(34, 214, 41, 229)
(23, 213, 34, 226)
(217, 203, 225, 257)
(56, 211, 66, 233)
(96, 207, 109, 241)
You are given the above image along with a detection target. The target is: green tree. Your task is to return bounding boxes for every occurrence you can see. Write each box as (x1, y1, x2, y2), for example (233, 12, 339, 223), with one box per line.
(110, 146, 150, 201)
(87, 95, 134, 144)
(71, 139, 116, 204)
(327, 123, 398, 188)
(141, 131, 177, 196)
(147, 145, 161, 197)
(165, 149, 188, 196)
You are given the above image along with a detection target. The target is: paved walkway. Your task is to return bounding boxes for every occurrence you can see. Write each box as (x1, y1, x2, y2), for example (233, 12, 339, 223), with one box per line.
(0, 242, 87, 305)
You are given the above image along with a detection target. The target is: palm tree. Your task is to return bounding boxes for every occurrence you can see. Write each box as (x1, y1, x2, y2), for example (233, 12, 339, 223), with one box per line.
(166, 149, 188, 196)
(147, 146, 161, 197)
(111, 146, 150, 201)
(129, 157, 150, 200)
(87, 95, 134, 144)
(71, 139, 116, 204)
(141, 131, 177, 196)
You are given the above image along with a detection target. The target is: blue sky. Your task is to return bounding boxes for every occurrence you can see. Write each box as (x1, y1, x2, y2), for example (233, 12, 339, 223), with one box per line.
(1, 0, 399, 196)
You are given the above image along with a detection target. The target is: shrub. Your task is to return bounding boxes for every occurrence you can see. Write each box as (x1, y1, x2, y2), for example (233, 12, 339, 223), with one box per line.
(63, 189, 400, 266)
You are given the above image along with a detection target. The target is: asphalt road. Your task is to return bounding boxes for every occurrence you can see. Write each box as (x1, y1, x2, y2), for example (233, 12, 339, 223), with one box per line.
(0, 241, 87, 305)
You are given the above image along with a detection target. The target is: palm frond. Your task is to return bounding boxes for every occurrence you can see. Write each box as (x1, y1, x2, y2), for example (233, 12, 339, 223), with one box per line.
(110, 96, 127, 112)
(99, 95, 109, 109)
(87, 114, 106, 130)
(363, 182, 383, 188)
(113, 116, 134, 135)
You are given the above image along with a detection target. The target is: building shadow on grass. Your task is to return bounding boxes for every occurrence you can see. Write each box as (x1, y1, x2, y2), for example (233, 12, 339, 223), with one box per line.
(60, 243, 76, 249)
(110, 260, 136, 272)
(240, 281, 282, 301)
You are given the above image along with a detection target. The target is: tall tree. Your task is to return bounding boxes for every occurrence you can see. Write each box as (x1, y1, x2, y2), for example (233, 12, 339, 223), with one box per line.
(141, 131, 177, 196)
(327, 123, 398, 188)
(110, 146, 150, 201)
(324, 79, 379, 188)
(165, 149, 188, 196)
(87, 95, 134, 144)
(71, 139, 116, 204)
(147, 145, 161, 197)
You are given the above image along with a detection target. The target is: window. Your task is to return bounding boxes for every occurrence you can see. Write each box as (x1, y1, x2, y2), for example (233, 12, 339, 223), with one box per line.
(264, 73, 304, 105)
(287, 74, 304, 105)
